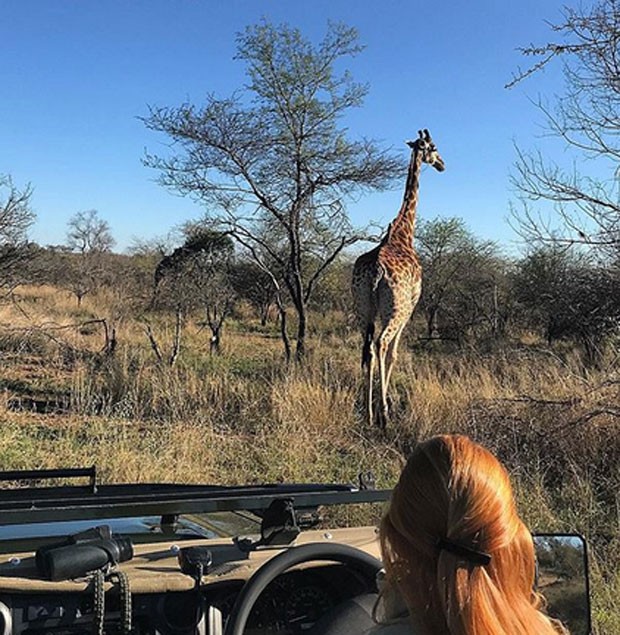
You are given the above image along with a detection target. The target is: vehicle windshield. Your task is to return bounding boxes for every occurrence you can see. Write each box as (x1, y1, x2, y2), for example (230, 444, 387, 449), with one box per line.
(0, 512, 260, 554)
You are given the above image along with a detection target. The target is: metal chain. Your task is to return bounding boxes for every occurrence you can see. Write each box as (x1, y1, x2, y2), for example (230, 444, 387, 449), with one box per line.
(108, 570, 132, 635)
(92, 568, 132, 635)
(92, 569, 105, 635)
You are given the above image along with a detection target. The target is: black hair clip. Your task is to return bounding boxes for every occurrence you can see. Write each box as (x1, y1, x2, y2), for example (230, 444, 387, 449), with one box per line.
(436, 538, 491, 566)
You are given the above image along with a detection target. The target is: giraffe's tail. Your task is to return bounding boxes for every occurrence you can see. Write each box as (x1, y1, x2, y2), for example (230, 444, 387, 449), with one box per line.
(362, 323, 375, 368)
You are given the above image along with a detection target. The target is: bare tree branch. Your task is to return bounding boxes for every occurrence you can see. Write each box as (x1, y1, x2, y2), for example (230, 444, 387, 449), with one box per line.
(510, 1, 620, 256)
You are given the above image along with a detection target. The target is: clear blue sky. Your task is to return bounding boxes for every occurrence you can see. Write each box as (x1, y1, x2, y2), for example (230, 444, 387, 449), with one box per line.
(1, 0, 569, 253)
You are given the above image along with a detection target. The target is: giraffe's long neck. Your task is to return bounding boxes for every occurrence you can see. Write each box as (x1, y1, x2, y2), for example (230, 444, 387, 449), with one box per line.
(386, 148, 422, 247)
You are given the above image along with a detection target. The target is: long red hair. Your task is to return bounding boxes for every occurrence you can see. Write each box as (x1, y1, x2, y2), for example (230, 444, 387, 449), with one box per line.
(379, 435, 568, 634)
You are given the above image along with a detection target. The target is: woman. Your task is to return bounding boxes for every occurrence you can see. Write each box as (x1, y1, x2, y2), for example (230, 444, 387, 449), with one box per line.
(374, 435, 567, 635)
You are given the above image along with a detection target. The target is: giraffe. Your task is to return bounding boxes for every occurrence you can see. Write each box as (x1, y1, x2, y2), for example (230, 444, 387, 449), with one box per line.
(351, 129, 445, 428)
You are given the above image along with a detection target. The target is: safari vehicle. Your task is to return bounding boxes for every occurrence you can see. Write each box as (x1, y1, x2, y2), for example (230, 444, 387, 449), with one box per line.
(0, 467, 591, 635)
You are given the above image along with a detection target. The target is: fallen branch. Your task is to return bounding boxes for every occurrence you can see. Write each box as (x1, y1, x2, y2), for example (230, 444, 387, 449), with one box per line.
(486, 394, 581, 407)
(0, 318, 116, 357)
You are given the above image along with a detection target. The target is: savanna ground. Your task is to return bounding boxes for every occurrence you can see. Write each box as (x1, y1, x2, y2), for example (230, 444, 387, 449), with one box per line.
(0, 285, 618, 634)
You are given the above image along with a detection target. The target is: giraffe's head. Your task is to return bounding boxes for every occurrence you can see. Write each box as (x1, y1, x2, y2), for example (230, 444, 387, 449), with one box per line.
(407, 129, 445, 172)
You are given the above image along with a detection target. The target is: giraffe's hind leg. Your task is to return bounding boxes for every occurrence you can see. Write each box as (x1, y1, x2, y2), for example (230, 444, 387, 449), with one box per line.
(361, 322, 375, 369)
(363, 324, 376, 427)
(352, 270, 378, 426)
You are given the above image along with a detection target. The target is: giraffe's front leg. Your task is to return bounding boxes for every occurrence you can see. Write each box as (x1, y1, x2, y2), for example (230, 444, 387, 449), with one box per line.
(384, 324, 406, 393)
(365, 341, 375, 426)
(376, 329, 395, 429)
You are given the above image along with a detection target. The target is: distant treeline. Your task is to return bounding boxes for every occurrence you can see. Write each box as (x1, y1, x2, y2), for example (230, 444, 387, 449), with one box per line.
(3, 215, 619, 366)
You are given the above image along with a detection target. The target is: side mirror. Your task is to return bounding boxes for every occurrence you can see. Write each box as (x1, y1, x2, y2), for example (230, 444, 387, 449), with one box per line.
(533, 534, 591, 635)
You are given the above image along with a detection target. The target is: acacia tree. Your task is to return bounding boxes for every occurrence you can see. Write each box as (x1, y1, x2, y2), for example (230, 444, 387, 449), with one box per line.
(153, 227, 237, 354)
(67, 209, 115, 254)
(63, 210, 115, 305)
(0, 175, 36, 287)
(183, 228, 237, 354)
(417, 218, 501, 341)
(509, 0, 620, 256)
(511, 246, 620, 364)
(231, 259, 276, 326)
(142, 21, 402, 360)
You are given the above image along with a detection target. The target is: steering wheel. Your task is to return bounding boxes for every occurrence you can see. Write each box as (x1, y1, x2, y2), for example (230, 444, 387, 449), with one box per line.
(223, 542, 383, 635)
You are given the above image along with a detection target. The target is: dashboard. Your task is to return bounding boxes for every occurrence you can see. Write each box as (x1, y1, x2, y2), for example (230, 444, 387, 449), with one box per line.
(0, 564, 371, 635)
(0, 528, 382, 635)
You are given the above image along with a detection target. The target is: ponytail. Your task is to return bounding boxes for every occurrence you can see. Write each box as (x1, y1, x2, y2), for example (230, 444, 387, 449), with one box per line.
(380, 436, 569, 635)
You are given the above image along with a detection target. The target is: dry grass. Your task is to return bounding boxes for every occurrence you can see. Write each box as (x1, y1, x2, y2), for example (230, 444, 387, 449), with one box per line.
(0, 287, 618, 633)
